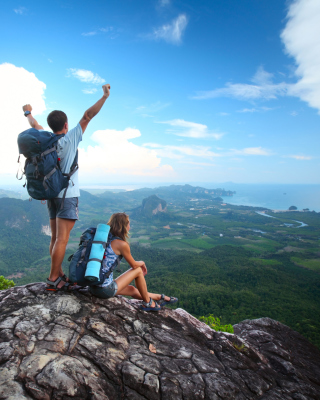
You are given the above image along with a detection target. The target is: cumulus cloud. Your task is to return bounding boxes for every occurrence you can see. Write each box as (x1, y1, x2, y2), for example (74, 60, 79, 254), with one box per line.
(67, 68, 105, 85)
(194, 1, 320, 114)
(151, 14, 188, 45)
(0, 63, 46, 177)
(281, 0, 320, 113)
(79, 128, 173, 180)
(158, 119, 224, 139)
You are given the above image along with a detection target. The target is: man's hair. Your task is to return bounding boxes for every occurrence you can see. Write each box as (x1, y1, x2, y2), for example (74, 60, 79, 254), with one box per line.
(47, 110, 67, 133)
(108, 213, 130, 242)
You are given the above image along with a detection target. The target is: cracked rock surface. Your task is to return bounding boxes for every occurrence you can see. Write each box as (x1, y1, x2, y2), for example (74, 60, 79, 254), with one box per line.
(0, 283, 320, 399)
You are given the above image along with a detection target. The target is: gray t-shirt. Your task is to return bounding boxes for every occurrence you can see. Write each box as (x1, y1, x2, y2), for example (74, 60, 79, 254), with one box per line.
(56, 123, 83, 198)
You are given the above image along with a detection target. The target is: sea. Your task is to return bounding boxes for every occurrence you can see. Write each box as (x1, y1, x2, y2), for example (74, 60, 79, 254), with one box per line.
(80, 183, 320, 213)
(217, 183, 320, 212)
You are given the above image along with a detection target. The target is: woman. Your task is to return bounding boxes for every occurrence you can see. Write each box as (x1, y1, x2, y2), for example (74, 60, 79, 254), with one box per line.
(89, 213, 178, 311)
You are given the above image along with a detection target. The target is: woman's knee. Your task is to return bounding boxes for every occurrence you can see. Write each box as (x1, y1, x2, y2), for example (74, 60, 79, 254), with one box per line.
(135, 267, 144, 277)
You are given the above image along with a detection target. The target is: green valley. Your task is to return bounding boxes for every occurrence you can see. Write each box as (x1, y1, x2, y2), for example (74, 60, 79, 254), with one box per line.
(0, 184, 319, 348)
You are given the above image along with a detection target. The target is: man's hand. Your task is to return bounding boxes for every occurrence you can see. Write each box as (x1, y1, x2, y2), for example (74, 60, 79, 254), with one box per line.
(79, 84, 111, 133)
(102, 84, 111, 98)
(23, 104, 43, 130)
(22, 104, 32, 113)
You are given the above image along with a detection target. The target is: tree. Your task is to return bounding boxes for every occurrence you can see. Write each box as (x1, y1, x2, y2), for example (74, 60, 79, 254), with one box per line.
(0, 276, 15, 290)
(289, 206, 298, 211)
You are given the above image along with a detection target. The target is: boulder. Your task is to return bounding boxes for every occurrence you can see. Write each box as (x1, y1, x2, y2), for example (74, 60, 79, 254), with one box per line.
(0, 283, 320, 399)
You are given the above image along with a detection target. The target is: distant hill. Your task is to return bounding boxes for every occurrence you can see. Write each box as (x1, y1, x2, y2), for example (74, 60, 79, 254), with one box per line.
(0, 197, 50, 276)
(0, 188, 25, 199)
(131, 195, 167, 218)
(97, 184, 234, 203)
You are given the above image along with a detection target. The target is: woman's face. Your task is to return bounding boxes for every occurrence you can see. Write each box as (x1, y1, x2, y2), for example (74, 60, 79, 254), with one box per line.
(127, 219, 131, 232)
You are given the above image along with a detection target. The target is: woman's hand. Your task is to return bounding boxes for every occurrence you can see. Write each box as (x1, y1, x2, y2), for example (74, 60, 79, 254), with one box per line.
(141, 263, 147, 276)
(136, 261, 147, 276)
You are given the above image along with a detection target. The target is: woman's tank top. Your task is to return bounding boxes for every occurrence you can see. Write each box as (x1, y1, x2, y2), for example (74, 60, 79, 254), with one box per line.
(99, 235, 122, 288)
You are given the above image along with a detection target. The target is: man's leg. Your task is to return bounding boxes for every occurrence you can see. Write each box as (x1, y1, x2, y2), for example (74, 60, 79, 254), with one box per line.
(49, 218, 57, 257)
(48, 217, 75, 288)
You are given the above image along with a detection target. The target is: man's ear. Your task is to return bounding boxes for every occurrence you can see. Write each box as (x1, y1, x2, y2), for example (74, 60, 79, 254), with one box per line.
(65, 121, 69, 132)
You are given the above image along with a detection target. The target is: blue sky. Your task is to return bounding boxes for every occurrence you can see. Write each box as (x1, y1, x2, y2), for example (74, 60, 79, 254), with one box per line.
(1, 0, 319, 186)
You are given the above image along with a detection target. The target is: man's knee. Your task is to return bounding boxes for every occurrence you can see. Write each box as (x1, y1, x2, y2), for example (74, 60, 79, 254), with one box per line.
(55, 237, 69, 247)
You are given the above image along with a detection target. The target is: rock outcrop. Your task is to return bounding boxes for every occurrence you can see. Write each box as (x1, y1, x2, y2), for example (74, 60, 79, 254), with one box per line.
(1, 283, 320, 400)
(131, 195, 167, 219)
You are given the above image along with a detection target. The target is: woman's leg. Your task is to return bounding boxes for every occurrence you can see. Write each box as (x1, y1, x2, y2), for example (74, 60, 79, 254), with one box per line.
(115, 268, 172, 303)
(115, 268, 161, 303)
(116, 284, 163, 301)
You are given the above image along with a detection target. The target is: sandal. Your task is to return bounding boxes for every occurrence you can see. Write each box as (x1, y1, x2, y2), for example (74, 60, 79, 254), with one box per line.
(139, 298, 161, 312)
(159, 294, 178, 307)
(61, 274, 70, 283)
(45, 276, 73, 292)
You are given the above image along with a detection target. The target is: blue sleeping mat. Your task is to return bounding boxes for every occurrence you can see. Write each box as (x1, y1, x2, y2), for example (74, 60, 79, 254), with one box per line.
(85, 223, 110, 282)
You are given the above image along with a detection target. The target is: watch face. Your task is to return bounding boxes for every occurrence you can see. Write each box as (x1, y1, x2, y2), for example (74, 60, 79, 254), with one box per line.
(24, 111, 31, 116)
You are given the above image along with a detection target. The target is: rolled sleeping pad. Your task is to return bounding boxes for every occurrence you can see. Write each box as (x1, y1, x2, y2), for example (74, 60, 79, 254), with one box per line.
(85, 224, 110, 282)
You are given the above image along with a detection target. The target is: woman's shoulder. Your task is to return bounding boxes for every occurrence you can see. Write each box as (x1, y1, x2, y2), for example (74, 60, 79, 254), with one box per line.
(110, 238, 129, 256)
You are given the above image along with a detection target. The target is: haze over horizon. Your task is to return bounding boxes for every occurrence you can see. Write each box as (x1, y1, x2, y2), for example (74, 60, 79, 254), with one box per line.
(1, 0, 319, 186)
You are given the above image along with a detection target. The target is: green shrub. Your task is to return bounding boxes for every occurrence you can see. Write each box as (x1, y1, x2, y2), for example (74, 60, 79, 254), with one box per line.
(0, 276, 15, 290)
(199, 314, 234, 333)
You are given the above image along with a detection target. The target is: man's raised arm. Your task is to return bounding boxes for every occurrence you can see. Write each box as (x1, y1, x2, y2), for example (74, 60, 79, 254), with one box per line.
(79, 84, 110, 133)
(22, 104, 44, 130)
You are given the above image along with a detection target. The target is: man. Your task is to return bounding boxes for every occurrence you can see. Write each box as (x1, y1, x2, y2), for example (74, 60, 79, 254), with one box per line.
(23, 84, 110, 290)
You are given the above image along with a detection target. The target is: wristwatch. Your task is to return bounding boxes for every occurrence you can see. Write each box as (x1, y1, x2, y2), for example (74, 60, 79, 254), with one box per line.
(24, 111, 31, 117)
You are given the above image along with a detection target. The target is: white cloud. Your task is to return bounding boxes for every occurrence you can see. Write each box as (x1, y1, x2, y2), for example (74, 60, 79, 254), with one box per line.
(143, 143, 221, 159)
(135, 101, 170, 115)
(151, 14, 188, 45)
(14, 7, 27, 14)
(159, 0, 170, 6)
(79, 128, 173, 179)
(193, 66, 289, 100)
(67, 68, 105, 85)
(238, 106, 273, 113)
(238, 108, 259, 113)
(230, 147, 271, 156)
(82, 88, 98, 94)
(82, 27, 114, 37)
(158, 119, 224, 139)
(284, 155, 313, 160)
(0, 63, 46, 177)
(281, 0, 320, 113)
(193, 1, 320, 113)
(82, 31, 97, 37)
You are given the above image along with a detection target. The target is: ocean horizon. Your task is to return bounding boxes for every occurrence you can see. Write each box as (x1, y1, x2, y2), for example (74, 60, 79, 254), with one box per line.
(3, 182, 320, 213)
(80, 183, 320, 213)
(218, 183, 320, 213)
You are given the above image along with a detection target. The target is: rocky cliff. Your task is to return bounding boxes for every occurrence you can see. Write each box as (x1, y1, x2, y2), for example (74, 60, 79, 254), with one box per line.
(0, 283, 320, 400)
(131, 195, 167, 219)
